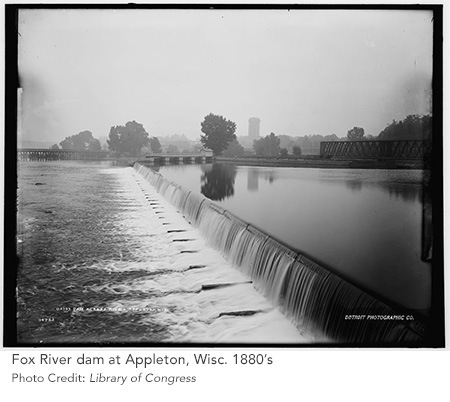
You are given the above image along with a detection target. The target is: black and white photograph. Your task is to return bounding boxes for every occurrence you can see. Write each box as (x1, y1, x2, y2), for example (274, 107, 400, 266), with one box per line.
(4, 5, 444, 348)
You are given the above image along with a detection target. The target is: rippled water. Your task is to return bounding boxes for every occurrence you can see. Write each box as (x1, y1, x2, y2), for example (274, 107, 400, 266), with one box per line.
(16, 161, 309, 344)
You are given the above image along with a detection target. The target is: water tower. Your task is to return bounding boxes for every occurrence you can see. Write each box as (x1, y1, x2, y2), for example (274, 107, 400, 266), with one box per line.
(248, 117, 261, 140)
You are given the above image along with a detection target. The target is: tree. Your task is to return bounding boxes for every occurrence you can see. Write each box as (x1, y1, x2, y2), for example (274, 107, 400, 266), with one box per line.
(51, 144, 60, 150)
(59, 130, 101, 151)
(223, 139, 245, 157)
(324, 134, 340, 142)
(107, 120, 150, 156)
(150, 137, 162, 153)
(378, 114, 432, 141)
(88, 138, 101, 151)
(253, 132, 281, 157)
(278, 135, 296, 153)
(280, 148, 288, 158)
(160, 134, 192, 153)
(292, 145, 302, 156)
(347, 127, 365, 140)
(166, 144, 179, 154)
(297, 135, 313, 154)
(200, 113, 237, 156)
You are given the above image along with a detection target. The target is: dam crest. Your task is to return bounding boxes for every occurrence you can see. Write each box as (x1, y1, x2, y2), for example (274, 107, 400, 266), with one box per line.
(134, 162, 425, 345)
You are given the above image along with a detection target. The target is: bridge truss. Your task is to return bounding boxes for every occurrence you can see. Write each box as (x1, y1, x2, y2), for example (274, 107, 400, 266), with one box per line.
(320, 140, 432, 160)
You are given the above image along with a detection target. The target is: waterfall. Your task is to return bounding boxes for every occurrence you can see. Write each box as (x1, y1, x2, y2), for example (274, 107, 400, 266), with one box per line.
(134, 163, 425, 344)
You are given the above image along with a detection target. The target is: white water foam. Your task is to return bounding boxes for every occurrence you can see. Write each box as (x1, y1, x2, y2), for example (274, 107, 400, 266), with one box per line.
(95, 167, 311, 344)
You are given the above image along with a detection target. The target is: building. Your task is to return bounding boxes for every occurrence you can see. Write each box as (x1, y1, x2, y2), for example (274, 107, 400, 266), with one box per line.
(248, 117, 261, 141)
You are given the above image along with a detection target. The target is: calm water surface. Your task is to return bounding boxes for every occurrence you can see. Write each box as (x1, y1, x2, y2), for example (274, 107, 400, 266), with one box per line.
(157, 163, 431, 313)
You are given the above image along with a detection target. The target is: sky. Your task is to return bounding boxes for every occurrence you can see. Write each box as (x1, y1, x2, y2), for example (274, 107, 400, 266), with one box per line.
(17, 8, 433, 145)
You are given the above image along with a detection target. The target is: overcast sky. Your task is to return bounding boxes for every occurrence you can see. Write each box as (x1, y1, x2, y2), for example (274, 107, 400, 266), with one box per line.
(18, 8, 433, 144)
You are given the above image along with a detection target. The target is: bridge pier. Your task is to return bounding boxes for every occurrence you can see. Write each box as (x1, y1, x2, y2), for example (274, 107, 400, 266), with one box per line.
(137, 152, 213, 166)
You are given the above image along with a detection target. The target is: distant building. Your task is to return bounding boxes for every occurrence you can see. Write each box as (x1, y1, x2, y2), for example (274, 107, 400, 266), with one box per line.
(248, 117, 261, 141)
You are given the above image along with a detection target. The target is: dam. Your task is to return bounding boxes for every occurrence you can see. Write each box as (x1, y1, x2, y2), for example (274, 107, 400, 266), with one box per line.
(133, 162, 427, 344)
(15, 160, 433, 345)
(16, 161, 308, 344)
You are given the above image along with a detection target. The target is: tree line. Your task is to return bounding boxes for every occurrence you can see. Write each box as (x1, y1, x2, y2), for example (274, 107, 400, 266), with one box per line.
(217, 113, 432, 158)
(50, 113, 432, 157)
(344, 114, 432, 142)
(51, 121, 162, 156)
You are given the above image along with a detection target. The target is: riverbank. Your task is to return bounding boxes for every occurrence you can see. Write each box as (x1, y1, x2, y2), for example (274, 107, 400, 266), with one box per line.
(215, 156, 427, 169)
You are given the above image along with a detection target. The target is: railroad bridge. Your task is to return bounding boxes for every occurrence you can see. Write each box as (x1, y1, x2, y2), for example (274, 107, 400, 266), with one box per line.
(18, 148, 109, 161)
(320, 140, 432, 160)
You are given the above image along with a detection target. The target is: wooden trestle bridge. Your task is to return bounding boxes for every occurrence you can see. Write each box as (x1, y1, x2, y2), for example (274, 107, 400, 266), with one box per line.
(17, 148, 109, 161)
(320, 140, 432, 160)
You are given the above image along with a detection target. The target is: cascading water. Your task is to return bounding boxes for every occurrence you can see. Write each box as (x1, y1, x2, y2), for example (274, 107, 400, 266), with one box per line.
(134, 162, 425, 344)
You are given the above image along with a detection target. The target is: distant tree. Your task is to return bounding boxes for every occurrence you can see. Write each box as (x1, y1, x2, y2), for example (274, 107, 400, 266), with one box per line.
(278, 135, 296, 153)
(98, 136, 109, 149)
(51, 144, 59, 150)
(200, 113, 237, 156)
(89, 138, 101, 151)
(296, 136, 314, 154)
(59, 130, 101, 151)
(159, 134, 192, 153)
(292, 145, 302, 156)
(107, 127, 121, 154)
(166, 144, 179, 154)
(107, 120, 150, 156)
(324, 134, 340, 142)
(280, 148, 288, 158)
(378, 114, 432, 141)
(253, 132, 281, 157)
(223, 139, 245, 157)
(150, 137, 162, 153)
(347, 127, 365, 140)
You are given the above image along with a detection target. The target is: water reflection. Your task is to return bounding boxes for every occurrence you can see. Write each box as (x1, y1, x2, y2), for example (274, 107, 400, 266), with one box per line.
(156, 164, 430, 311)
(385, 184, 423, 203)
(345, 180, 363, 192)
(264, 171, 276, 184)
(246, 168, 277, 192)
(247, 169, 259, 192)
(201, 164, 237, 201)
(344, 178, 422, 203)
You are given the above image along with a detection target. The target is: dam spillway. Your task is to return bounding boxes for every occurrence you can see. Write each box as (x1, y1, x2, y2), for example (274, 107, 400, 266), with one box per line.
(16, 161, 309, 344)
(134, 162, 426, 345)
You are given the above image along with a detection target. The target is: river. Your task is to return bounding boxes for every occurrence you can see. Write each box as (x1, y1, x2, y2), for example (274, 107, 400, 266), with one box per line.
(16, 161, 309, 344)
(155, 163, 431, 315)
